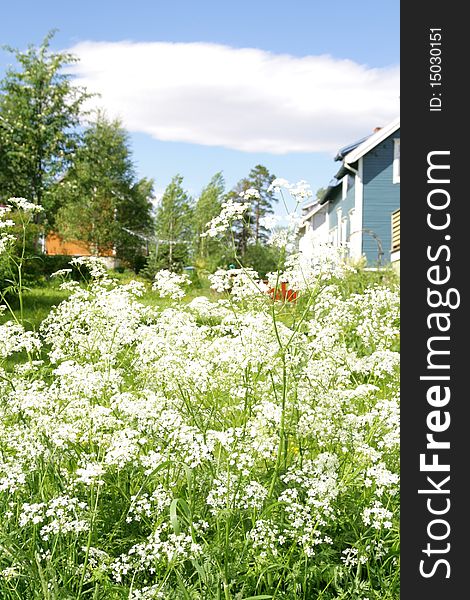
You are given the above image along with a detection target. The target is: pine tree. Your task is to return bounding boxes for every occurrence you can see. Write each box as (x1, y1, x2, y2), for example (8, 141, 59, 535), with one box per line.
(227, 165, 277, 257)
(247, 165, 277, 244)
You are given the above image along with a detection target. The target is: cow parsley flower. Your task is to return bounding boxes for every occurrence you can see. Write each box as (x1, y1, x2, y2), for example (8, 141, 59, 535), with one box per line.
(8, 197, 44, 213)
(201, 197, 249, 238)
(152, 269, 190, 300)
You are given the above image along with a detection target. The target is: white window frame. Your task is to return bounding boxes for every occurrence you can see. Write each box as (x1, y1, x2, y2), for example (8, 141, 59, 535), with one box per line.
(393, 138, 400, 183)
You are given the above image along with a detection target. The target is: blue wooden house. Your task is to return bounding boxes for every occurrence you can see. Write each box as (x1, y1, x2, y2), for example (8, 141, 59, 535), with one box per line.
(313, 117, 400, 267)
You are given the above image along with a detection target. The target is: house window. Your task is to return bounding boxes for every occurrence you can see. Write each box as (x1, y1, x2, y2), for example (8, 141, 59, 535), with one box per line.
(313, 210, 326, 228)
(393, 139, 400, 183)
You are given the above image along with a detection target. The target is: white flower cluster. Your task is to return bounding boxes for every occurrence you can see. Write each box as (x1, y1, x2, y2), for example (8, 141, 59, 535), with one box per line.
(50, 268, 73, 278)
(267, 245, 351, 293)
(0, 207, 15, 254)
(208, 267, 268, 299)
(126, 485, 170, 523)
(75, 462, 106, 486)
(206, 472, 268, 514)
(110, 524, 202, 582)
(152, 269, 190, 300)
(268, 178, 313, 201)
(239, 187, 261, 200)
(8, 196, 44, 214)
(0, 246, 399, 595)
(362, 501, 394, 530)
(201, 197, 249, 238)
(70, 256, 109, 279)
(19, 495, 89, 541)
(0, 322, 41, 359)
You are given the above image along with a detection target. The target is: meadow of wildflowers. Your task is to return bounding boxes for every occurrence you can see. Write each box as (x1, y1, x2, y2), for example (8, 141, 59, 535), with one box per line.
(0, 196, 399, 599)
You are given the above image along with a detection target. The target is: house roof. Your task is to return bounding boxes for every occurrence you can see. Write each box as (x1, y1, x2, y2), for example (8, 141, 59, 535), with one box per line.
(318, 116, 400, 206)
(300, 199, 328, 223)
(318, 177, 342, 205)
(342, 117, 400, 165)
(301, 200, 317, 214)
(334, 134, 371, 162)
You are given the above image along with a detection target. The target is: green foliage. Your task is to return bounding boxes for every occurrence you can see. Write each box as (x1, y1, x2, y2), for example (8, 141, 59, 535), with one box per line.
(151, 174, 193, 272)
(0, 211, 42, 287)
(242, 243, 285, 279)
(193, 172, 226, 270)
(54, 113, 154, 270)
(0, 31, 91, 221)
(246, 164, 278, 243)
(336, 262, 400, 296)
(226, 164, 277, 256)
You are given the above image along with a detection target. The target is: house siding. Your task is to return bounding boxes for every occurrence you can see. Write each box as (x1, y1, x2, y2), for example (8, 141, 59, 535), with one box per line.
(362, 131, 400, 265)
(327, 175, 356, 249)
(326, 186, 343, 229)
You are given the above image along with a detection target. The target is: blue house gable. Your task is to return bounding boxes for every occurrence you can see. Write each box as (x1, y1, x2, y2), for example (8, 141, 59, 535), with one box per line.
(317, 118, 400, 266)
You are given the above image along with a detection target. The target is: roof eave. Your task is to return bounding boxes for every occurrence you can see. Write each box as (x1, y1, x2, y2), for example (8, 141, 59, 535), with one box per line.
(343, 117, 400, 164)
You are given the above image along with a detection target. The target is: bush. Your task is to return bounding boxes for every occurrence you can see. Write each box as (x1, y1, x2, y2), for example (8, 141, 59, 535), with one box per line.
(141, 244, 190, 279)
(242, 242, 285, 278)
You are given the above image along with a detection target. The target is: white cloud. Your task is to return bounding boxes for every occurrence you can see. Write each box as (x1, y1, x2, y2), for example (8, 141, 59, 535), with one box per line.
(68, 40, 399, 155)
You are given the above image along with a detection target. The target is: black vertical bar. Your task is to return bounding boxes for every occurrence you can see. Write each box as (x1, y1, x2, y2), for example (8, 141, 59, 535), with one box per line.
(401, 4, 466, 598)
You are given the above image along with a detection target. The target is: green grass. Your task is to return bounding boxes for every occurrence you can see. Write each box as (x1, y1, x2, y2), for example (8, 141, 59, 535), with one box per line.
(0, 272, 222, 334)
(1, 284, 71, 330)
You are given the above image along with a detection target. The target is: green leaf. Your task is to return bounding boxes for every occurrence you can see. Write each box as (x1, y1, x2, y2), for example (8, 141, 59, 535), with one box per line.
(169, 498, 181, 535)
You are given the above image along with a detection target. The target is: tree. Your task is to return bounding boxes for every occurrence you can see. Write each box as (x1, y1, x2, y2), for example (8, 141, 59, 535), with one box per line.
(226, 164, 277, 257)
(151, 175, 193, 271)
(117, 177, 155, 270)
(193, 172, 225, 268)
(242, 243, 284, 279)
(0, 31, 91, 222)
(246, 165, 277, 244)
(54, 114, 154, 269)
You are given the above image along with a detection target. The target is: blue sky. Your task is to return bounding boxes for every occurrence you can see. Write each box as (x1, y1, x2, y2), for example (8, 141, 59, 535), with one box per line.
(0, 1, 399, 212)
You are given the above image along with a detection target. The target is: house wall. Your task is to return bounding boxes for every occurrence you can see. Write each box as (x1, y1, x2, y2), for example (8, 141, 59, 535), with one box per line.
(45, 233, 115, 258)
(326, 176, 356, 250)
(45, 233, 92, 256)
(298, 205, 329, 257)
(326, 186, 341, 242)
(362, 131, 400, 265)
